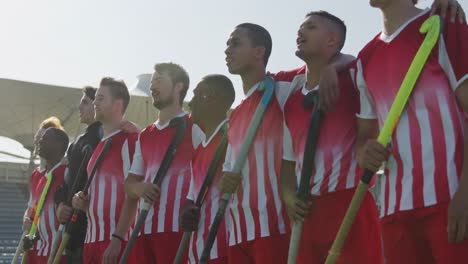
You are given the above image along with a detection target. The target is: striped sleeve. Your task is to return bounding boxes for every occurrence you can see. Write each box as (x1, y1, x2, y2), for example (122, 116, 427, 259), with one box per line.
(187, 171, 195, 200)
(353, 59, 377, 119)
(439, 18, 468, 91)
(283, 121, 295, 161)
(222, 144, 233, 172)
(128, 136, 144, 176)
(121, 140, 131, 179)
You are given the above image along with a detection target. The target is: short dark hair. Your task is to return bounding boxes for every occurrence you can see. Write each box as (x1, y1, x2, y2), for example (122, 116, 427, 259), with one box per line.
(154, 62, 190, 105)
(236, 23, 272, 66)
(48, 127, 69, 156)
(100, 77, 130, 112)
(202, 74, 235, 108)
(82, 86, 97, 100)
(306, 11, 347, 52)
(412, 0, 418, 4)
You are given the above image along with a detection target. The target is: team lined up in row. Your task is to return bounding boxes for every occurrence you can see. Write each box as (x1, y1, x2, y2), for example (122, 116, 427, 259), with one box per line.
(21, 0, 468, 263)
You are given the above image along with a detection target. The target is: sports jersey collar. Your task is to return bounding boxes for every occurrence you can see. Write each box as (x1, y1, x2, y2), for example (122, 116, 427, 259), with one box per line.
(245, 81, 262, 99)
(45, 161, 62, 176)
(301, 83, 319, 95)
(202, 119, 228, 147)
(154, 112, 188, 130)
(379, 8, 429, 43)
(101, 129, 121, 141)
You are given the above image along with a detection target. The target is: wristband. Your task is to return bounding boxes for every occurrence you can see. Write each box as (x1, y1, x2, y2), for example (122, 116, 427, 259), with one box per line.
(112, 233, 124, 242)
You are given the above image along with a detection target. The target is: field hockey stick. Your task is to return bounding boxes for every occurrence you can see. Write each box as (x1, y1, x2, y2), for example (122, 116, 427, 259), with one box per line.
(199, 77, 275, 264)
(173, 124, 229, 264)
(287, 90, 323, 264)
(21, 170, 55, 264)
(325, 15, 442, 264)
(119, 117, 187, 264)
(52, 139, 112, 264)
(11, 231, 27, 264)
(47, 145, 93, 264)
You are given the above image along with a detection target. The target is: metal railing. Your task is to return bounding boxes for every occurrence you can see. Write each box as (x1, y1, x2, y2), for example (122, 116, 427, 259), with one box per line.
(0, 163, 30, 184)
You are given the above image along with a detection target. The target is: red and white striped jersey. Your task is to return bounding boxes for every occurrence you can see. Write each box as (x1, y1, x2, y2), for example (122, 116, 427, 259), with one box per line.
(222, 81, 290, 246)
(280, 66, 363, 196)
(29, 163, 66, 256)
(129, 113, 204, 234)
(28, 167, 45, 208)
(355, 9, 468, 217)
(187, 120, 228, 263)
(85, 130, 137, 243)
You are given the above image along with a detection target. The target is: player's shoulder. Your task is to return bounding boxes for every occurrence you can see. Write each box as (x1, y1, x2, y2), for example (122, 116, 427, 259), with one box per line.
(283, 85, 303, 109)
(32, 166, 43, 175)
(139, 122, 163, 141)
(30, 168, 44, 184)
(141, 123, 156, 134)
(172, 114, 195, 136)
(57, 163, 67, 171)
(54, 164, 68, 178)
(105, 131, 138, 148)
(115, 130, 138, 141)
(357, 33, 382, 61)
(183, 113, 193, 123)
(229, 98, 259, 122)
(338, 61, 357, 82)
(125, 132, 138, 143)
(229, 103, 242, 120)
(437, 10, 468, 35)
(273, 66, 306, 82)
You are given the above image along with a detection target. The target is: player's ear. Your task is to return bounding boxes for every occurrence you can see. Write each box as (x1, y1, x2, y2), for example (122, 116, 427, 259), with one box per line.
(113, 98, 125, 114)
(174, 82, 184, 102)
(254, 46, 266, 62)
(327, 31, 339, 49)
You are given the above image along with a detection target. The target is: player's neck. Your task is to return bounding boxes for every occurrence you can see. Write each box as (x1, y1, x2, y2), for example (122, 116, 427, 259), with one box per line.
(83, 118, 96, 126)
(241, 67, 266, 95)
(86, 120, 99, 129)
(39, 158, 46, 170)
(102, 116, 123, 137)
(45, 157, 61, 171)
(305, 58, 328, 89)
(158, 104, 184, 125)
(381, 2, 422, 35)
(202, 115, 226, 140)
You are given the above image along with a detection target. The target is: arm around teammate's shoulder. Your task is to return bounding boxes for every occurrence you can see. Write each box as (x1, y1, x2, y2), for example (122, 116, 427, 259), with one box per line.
(318, 53, 356, 112)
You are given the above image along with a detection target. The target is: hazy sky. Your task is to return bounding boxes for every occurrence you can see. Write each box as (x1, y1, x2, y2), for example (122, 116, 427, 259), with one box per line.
(0, 0, 466, 106)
